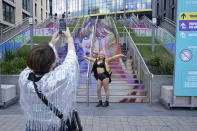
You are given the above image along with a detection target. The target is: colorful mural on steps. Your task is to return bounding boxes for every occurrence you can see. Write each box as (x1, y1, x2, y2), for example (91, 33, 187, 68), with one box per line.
(97, 20, 147, 102)
(120, 18, 175, 54)
(57, 19, 148, 103)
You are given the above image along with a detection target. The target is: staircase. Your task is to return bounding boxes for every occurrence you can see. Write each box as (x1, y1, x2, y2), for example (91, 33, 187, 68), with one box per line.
(77, 59, 149, 103)
(0, 18, 29, 43)
(160, 17, 176, 37)
(75, 19, 149, 103)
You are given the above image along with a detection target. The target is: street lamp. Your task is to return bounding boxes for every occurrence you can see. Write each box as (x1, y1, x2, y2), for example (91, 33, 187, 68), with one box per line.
(152, 0, 156, 52)
(30, 0, 34, 49)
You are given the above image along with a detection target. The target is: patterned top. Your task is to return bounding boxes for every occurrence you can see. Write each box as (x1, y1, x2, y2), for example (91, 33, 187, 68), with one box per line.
(19, 44, 79, 131)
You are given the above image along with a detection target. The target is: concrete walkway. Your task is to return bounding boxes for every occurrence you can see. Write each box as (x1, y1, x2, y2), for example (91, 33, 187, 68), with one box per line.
(0, 103, 197, 131)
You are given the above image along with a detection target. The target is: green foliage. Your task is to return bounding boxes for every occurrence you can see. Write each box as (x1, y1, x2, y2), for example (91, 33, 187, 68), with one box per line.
(114, 19, 159, 44)
(4, 48, 14, 61)
(13, 45, 30, 59)
(137, 45, 174, 75)
(68, 21, 78, 33)
(1, 57, 26, 75)
(1, 45, 30, 75)
(34, 36, 52, 43)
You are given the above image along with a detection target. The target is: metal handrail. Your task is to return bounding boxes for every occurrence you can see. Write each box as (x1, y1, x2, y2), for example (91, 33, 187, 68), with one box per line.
(82, 17, 86, 27)
(157, 26, 175, 39)
(132, 13, 139, 23)
(1, 19, 30, 43)
(3, 17, 29, 33)
(1, 26, 30, 44)
(72, 19, 80, 38)
(36, 17, 52, 28)
(142, 15, 153, 28)
(124, 26, 153, 104)
(163, 17, 176, 27)
(86, 17, 98, 105)
(111, 18, 120, 43)
(124, 26, 151, 74)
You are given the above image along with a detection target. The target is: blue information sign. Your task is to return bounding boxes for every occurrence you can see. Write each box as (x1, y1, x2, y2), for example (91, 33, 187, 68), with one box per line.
(174, 0, 197, 96)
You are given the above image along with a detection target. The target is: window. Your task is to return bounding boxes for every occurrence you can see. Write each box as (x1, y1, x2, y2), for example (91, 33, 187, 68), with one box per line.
(41, 8, 43, 20)
(3, 2, 15, 24)
(172, 7, 175, 21)
(46, 12, 48, 18)
(46, 0, 48, 10)
(35, 4, 37, 17)
(9, 0, 14, 3)
(23, 13, 29, 19)
(164, 0, 166, 10)
(41, 0, 43, 6)
(157, 3, 159, 16)
(23, 0, 30, 12)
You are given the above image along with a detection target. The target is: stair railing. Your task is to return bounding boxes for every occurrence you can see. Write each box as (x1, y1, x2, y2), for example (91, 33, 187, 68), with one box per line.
(111, 17, 120, 43)
(86, 17, 98, 105)
(163, 17, 176, 27)
(124, 26, 153, 104)
(1, 18, 29, 43)
(161, 17, 176, 36)
(142, 15, 153, 28)
(72, 19, 81, 39)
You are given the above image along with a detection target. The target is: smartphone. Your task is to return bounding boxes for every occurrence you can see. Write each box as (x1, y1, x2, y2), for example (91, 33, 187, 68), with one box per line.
(59, 18, 67, 34)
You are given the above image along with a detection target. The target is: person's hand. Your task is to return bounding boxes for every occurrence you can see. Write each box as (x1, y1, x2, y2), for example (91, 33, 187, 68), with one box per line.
(121, 54, 126, 57)
(62, 27, 72, 39)
(50, 31, 60, 45)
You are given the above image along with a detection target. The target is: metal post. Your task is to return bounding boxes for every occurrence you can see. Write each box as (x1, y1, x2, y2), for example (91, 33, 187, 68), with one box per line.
(191, 96, 194, 106)
(149, 73, 153, 104)
(23, 31, 25, 44)
(0, 26, 2, 105)
(66, 0, 68, 18)
(152, 0, 156, 52)
(78, 0, 79, 17)
(139, 59, 141, 84)
(115, 0, 117, 20)
(30, 0, 34, 49)
(13, 38, 15, 50)
(173, 96, 176, 105)
(124, 0, 126, 19)
(0, 26, 2, 44)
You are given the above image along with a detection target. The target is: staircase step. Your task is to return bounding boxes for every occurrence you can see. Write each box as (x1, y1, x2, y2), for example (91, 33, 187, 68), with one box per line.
(79, 65, 127, 67)
(79, 80, 138, 84)
(77, 89, 147, 96)
(80, 73, 137, 76)
(79, 68, 133, 71)
(80, 77, 138, 81)
(78, 84, 144, 89)
(80, 83, 141, 86)
(76, 96, 149, 103)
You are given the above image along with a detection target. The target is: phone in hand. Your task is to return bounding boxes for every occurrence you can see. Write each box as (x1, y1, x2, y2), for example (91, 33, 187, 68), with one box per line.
(59, 18, 67, 34)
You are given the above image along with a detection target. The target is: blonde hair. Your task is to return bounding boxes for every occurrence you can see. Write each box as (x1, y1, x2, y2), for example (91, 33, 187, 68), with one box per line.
(99, 50, 105, 56)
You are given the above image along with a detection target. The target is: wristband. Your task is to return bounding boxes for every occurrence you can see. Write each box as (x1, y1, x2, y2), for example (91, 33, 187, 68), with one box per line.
(67, 37, 72, 41)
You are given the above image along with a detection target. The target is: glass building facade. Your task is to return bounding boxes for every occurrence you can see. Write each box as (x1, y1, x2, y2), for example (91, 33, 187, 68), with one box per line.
(52, 0, 152, 17)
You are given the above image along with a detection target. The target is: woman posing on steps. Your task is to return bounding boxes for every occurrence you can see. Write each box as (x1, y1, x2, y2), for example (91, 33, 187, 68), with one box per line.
(84, 51, 125, 107)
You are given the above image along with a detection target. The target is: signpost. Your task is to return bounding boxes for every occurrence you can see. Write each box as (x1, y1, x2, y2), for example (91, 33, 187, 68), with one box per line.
(174, 0, 197, 96)
(30, 0, 34, 49)
(151, 0, 156, 52)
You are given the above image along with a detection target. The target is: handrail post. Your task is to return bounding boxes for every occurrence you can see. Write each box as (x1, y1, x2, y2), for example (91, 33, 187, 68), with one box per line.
(86, 17, 97, 106)
(149, 73, 153, 104)
(0, 26, 2, 43)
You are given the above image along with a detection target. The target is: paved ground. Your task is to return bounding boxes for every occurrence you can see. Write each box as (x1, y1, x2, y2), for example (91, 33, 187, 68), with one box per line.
(0, 103, 197, 131)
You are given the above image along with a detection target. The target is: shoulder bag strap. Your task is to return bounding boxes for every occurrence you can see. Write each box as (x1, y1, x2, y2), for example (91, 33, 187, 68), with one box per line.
(29, 73, 72, 128)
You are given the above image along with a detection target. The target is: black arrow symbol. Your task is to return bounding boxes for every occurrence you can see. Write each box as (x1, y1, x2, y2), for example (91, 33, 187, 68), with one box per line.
(181, 13, 186, 19)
